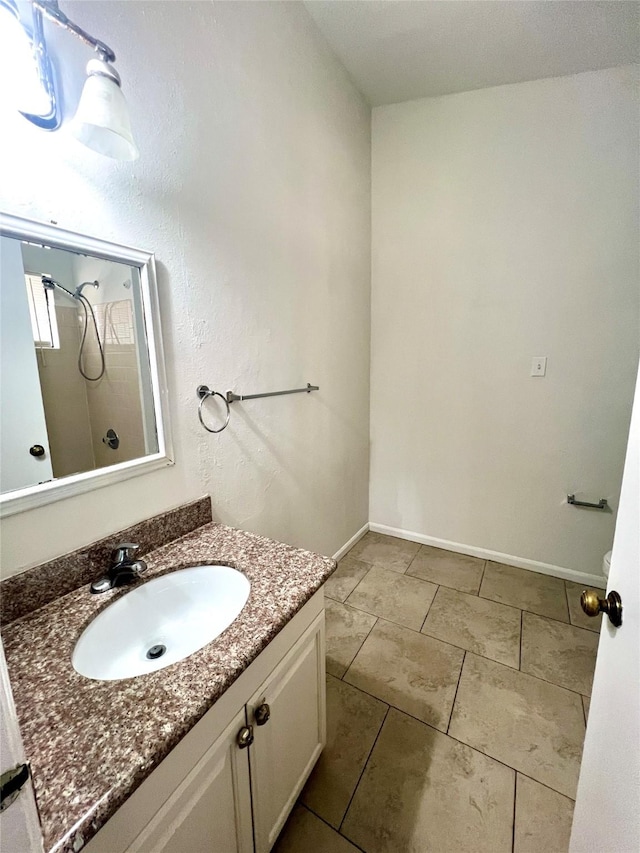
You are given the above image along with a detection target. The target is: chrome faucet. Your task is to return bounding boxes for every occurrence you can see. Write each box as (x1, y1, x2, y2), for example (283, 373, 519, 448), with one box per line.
(90, 543, 148, 594)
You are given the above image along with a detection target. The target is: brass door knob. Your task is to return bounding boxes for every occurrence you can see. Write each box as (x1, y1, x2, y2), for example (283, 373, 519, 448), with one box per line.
(255, 703, 271, 726)
(580, 589, 623, 627)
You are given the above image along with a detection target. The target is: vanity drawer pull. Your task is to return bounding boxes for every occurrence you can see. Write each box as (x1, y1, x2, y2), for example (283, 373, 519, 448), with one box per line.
(255, 703, 271, 726)
(0, 763, 30, 813)
(237, 725, 254, 749)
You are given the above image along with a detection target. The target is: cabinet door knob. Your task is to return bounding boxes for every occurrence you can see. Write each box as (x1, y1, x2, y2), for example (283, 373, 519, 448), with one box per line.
(237, 725, 254, 749)
(29, 445, 46, 458)
(255, 703, 271, 726)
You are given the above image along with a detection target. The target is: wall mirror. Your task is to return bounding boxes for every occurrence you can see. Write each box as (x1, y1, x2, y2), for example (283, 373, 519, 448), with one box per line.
(0, 212, 172, 516)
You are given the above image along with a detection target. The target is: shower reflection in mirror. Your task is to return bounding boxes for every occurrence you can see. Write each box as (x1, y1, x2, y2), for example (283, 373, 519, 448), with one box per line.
(1, 237, 158, 491)
(34, 275, 105, 381)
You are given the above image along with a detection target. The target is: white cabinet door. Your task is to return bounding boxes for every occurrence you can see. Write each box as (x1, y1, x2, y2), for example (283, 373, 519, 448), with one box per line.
(248, 613, 326, 853)
(0, 640, 43, 853)
(127, 707, 253, 853)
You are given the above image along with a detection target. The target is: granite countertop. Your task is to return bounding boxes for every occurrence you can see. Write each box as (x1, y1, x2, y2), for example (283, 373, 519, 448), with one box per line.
(2, 522, 336, 853)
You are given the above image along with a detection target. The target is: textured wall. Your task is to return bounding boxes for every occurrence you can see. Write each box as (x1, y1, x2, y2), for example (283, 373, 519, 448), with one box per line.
(370, 67, 639, 577)
(0, 1, 371, 574)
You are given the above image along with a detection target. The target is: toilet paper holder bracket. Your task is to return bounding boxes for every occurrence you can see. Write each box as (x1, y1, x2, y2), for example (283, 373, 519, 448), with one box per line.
(567, 494, 608, 510)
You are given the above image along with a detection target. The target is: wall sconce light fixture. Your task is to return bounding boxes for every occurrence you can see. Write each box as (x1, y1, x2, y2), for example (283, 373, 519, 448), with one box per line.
(0, 0, 59, 128)
(0, 0, 138, 160)
(70, 53, 138, 161)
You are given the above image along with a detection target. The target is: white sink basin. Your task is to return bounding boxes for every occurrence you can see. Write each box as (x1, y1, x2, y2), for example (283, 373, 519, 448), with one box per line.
(72, 565, 250, 681)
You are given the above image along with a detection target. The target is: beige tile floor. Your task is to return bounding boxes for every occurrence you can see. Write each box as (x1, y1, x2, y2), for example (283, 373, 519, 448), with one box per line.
(274, 533, 603, 853)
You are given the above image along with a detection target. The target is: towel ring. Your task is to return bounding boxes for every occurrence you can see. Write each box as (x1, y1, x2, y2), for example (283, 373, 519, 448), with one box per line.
(197, 385, 231, 433)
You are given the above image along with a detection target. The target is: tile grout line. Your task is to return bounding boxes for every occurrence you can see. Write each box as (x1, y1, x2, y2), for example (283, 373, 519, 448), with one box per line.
(341, 604, 424, 636)
(340, 561, 376, 604)
(334, 678, 449, 736)
(563, 579, 573, 626)
(470, 646, 591, 702)
(344, 566, 440, 617)
(333, 585, 593, 697)
(419, 623, 520, 670)
(341, 583, 521, 644)
(353, 534, 603, 602)
(519, 599, 597, 695)
(419, 583, 440, 632)
(298, 803, 367, 853)
(477, 559, 488, 596)
(526, 606, 601, 636)
(512, 771, 576, 803)
(338, 598, 446, 642)
(442, 718, 578, 801)
(404, 546, 421, 575)
(342, 612, 510, 675)
(477, 592, 588, 632)
(446, 650, 467, 735)
(332, 567, 593, 697)
(363, 609, 425, 634)
(339, 616, 379, 681)
(343, 643, 587, 734)
(515, 666, 594, 702)
(512, 772, 518, 853)
(337, 673, 578, 801)
(518, 608, 523, 671)
(339, 607, 528, 688)
(338, 705, 391, 838)
(331, 663, 579, 802)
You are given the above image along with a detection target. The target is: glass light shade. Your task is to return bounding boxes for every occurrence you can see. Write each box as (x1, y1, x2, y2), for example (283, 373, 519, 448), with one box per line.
(0, 4, 52, 117)
(69, 70, 139, 161)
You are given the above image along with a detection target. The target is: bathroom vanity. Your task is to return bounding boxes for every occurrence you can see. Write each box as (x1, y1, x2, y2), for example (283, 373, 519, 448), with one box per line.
(1, 505, 335, 853)
(0, 215, 335, 852)
(85, 590, 325, 853)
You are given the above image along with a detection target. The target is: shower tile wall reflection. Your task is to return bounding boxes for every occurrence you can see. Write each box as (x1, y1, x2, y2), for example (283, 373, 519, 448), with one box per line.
(37, 305, 95, 478)
(85, 298, 147, 469)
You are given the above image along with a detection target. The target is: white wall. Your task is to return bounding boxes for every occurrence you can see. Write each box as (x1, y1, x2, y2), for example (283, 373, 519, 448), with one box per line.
(0, 1, 371, 575)
(370, 66, 639, 578)
(20, 243, 76, 297)
(72, 254, 134, 306)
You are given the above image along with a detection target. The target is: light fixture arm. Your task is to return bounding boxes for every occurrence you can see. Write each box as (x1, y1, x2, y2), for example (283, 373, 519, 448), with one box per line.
(31, 0, 116, 62)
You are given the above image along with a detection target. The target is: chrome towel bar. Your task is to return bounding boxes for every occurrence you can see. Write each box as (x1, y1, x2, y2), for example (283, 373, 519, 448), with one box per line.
(567, 494, 608, 510)
(196, 383, 319, 433)
(226, 383, 319, 404)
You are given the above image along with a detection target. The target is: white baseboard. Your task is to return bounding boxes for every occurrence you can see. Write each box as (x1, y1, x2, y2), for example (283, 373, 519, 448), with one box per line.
(368, 522, 606, 587)
(332, 523, 369, 562)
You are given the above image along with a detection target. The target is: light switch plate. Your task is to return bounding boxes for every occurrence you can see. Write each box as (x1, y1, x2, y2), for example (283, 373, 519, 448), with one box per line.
(531, 356, 547, 377)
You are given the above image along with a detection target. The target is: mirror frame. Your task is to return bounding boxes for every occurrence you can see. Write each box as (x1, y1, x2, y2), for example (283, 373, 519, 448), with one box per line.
(0, 211, 174, 517)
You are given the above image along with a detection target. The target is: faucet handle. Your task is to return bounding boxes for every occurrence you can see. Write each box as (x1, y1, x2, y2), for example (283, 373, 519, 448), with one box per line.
(112, 542, 140, 564)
